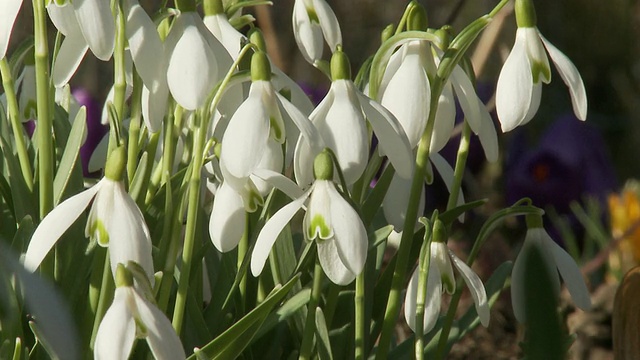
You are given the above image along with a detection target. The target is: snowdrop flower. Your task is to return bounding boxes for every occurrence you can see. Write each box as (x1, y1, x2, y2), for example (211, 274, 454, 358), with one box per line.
(0, 0, 22, 59)
(405, 220, 489, 333)
(165, 10, 232, 111)
(495, 0, 587, 132)
(24, 146, 154, 283)
(295, 49, 413, 187)
(251, 150, 367, 285)
(95, 264, 185, 360)
(203, 0, 244, 59)
(511, 214, 591, 323)
(47, 0, 115, 87)
(292, 0, 342, 65)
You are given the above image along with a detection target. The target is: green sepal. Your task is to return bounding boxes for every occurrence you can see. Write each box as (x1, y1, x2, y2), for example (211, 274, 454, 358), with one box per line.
(250, 51, 271, 81)
(105, 145, 127, 181)
(313, 150, 334, 180)
(526, 213, 544, 229)
(330, 49, 351, 81)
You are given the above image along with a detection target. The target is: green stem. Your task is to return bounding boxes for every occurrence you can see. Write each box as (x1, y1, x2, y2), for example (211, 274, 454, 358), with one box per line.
(237, 219, 249, 309)
(414, 223, 433, 360)
(171, 113, 204, 336)
(445, 122, 472, 211)
(0, 59, 33, 190)
(375, 79, 442, 360)
(355, 272, 366, 360)
(32, 0, 53, 219)
(89, 250, 114, 354)
(113, 2, 127, 126)
(127, 72, 143, 186)
(299, 258, 324, 360)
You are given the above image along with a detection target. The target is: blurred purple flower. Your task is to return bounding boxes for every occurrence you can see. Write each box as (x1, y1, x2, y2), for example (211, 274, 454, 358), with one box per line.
(72, 88, 108, 178)
(298, 81, 328, 106)
(506, 114, 616, 213)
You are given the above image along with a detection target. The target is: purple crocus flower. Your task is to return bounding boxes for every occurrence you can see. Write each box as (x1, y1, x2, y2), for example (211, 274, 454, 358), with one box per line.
(506, 114, 616, 213)
(72, 88, 109, 178)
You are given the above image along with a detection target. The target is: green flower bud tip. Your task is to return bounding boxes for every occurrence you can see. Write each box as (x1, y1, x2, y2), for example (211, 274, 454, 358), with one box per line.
(432, 218, 448, 243)
(204, 0, 224, 16)
(525, 214, 544, 229)
(248, 28, 267, 52)
(251, 51, 271, 81)
(435, 26, 453, 50)
(115, 263, 134, 288)
(330, 50, 351, 81)
(105, 145, 127, 181)
(313, 149, 334, 181)
(407, 4, 428, 32)
(381, 24, 395, 43)
(515, 0, 537, 28)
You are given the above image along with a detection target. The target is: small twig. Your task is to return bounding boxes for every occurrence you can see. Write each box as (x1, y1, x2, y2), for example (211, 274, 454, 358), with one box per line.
(581, 218, 640, 276)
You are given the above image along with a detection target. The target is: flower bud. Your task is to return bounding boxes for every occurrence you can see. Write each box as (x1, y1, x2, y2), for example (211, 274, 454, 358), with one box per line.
(330, 48, 351, 81)
(432, 218, 448, 244)
(381, 24, 395, 43)
(248, 28, 267, 52)
(407, 4, 428, 32)
(313, 149, 334, 181)
(251, 51, 271, 82)
(515, 0, 537, 28)
(105, 145, 127, 181)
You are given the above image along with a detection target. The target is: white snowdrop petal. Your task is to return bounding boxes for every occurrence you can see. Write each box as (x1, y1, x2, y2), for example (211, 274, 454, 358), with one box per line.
(73, 0, 115, 60)
(0, 0, 23, 60)
(521, 82, 541, 126)
(94, 288, 136, 360)
(203, 14, 244, 58)
(141, 82, 169, 133)
(46, 2, 78, 38)
(167, 19, 218, 110)
(539, 32, 588, 121)
(449, 250, 489, 327)
(209, 182, 246, 253)
(496, 36, 533, 132)
(24, 182, 101, 272)
(357, 92, 413, 179)
(107, 182, 154, 283)
(477, 101, 499, 163)
(52, 33, 89, 88)
(431, 82, 455, 154)
(251, 191, 310, 276)
(126, 2, 163, 91)
(312, 0, 342, 51)
(546, 235, 592, 311)
(134, 291, 186, 360)
(431, 242, 455, 294)
(273, 69, 315, 116)
(251, 139, 285, 196)
(292, 0, 323, 64)
(450, 64, 482, 134)
(252, 168, 304, 200)
(383, 170, 423, 232)
(380, 43, 430, 148)
(317, 236, 356, 285)
(220, 90, 270, 180)
(404, 263, 441, 333)
(327, 183, 367, 275)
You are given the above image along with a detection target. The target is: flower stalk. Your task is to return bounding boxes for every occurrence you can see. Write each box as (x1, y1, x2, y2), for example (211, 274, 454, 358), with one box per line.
(299, 257, 324, 360)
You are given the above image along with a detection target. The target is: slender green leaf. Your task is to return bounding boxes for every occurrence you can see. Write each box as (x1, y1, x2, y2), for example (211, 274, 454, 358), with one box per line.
(315, 307, 333, 360)
(53, 107, 86, 205)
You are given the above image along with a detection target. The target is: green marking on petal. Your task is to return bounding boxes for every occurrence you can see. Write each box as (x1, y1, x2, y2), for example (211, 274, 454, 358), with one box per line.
(307, 214, 332, 241)
(269, 116, 285, 143)
(243, 181, 264, 213)
(134, 316, 148, 338)
(531, 60, 551, 84)
(306, 6, 320, 24)
(442, 272, 456, 294)
(91, 220, 109, 247)
(115, 264, 133, 288)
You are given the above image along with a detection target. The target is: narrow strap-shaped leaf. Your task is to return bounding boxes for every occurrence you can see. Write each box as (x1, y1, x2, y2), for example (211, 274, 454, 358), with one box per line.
(53, 106, 86, 205)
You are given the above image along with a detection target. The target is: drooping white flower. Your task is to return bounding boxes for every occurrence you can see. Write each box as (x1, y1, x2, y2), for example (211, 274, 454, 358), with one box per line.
(251, 151, 367, 285)
(0, 0, 23, 60)
(405, 239, 489, 333)
(47, 0, 116, 87)
(496, 27, 587, 132)
(94, 264, 185, 360)
(511, 217, 591, 323)
(24, 147, 154, 283)
(165, 11, 232, 111)
(292, 0, 342, 65)
(294, 51, 412, 188)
